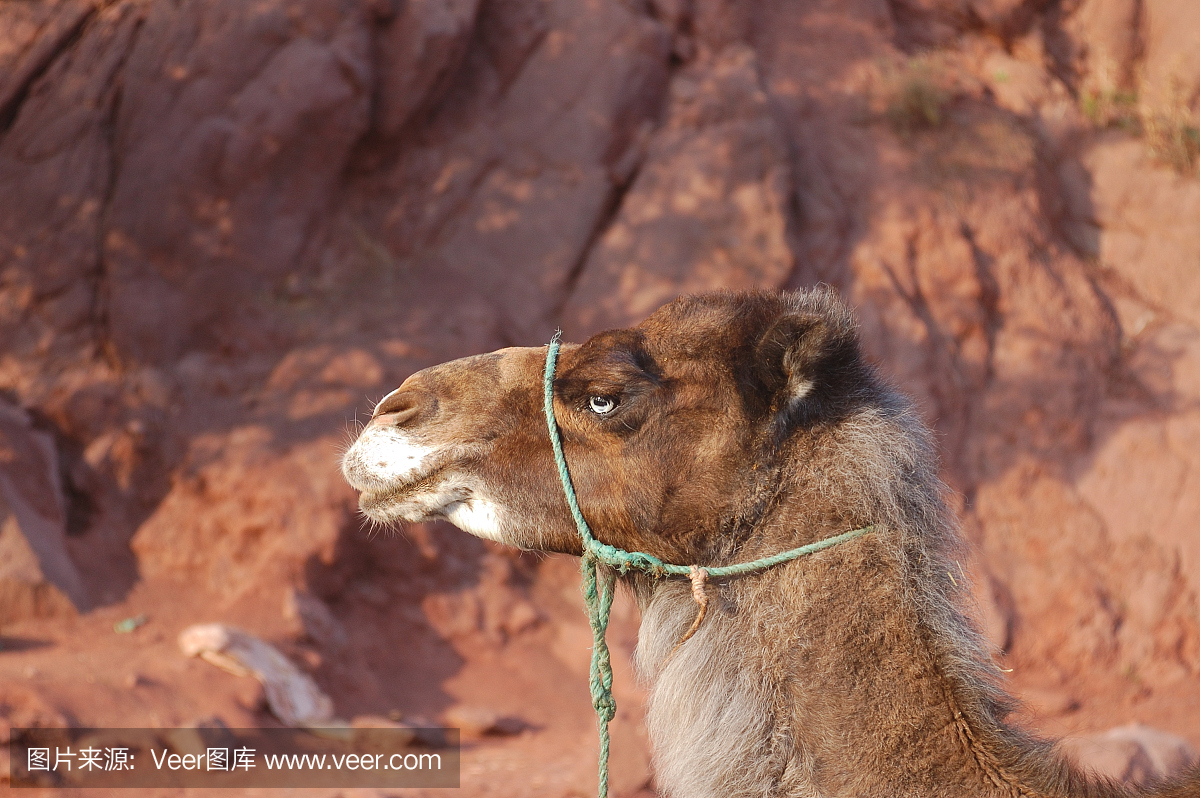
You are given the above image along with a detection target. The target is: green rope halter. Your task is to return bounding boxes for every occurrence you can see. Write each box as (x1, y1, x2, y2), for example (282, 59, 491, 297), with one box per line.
(542, 332, 871, 798)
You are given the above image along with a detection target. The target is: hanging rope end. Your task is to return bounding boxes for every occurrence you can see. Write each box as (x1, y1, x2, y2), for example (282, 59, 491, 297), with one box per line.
(664, 566, 710, 662)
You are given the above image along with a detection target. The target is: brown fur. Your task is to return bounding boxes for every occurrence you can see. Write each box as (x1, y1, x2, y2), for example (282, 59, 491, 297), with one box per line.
(342, 288, 1200, 798)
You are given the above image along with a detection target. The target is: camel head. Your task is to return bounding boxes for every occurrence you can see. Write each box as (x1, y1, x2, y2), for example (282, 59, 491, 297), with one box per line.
(341, 288, 876, 562)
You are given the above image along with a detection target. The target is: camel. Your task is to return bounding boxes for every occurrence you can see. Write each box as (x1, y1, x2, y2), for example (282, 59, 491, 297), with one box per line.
(341, 288, 1200, 798)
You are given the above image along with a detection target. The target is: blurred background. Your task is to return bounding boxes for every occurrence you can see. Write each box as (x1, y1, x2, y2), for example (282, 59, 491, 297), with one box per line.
(1, 0, 1199, 795)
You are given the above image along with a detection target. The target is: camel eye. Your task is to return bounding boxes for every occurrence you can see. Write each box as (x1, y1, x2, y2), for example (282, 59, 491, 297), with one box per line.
(588, 396, 617, 415)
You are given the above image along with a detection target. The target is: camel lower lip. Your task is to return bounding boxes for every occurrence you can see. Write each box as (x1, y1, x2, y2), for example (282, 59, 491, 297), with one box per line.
(356, 468, 457, 521)
(356, 477, 420, 514)
(358, 489, 400, 515)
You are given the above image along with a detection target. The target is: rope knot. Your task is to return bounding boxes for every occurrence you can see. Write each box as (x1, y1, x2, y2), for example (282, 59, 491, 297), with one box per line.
(586, 540, 667, 577)
(627, 550, 665, 575)
(593, 694, 616, 721)
(689, 565, 708, 604)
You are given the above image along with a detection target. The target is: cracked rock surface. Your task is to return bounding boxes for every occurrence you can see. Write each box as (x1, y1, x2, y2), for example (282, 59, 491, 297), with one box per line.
(1, 0, 1199, 795)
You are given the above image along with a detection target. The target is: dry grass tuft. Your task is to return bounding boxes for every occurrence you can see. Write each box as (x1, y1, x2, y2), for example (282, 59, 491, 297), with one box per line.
(1079, 56, 1139, 131)
(1079, 60, 1199, 176)
(1079, 86, 1139, 131)
(879, 55, 954, 138)
(1141, 77, 1200, 175)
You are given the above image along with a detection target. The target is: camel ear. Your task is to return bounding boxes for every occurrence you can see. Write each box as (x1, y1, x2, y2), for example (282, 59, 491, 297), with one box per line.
(754, 313, 833, 403)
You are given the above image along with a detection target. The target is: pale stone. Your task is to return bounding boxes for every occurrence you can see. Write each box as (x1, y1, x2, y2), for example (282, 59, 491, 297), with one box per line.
(1061, 723, 1198, 786)
(179, 623, 335, 727)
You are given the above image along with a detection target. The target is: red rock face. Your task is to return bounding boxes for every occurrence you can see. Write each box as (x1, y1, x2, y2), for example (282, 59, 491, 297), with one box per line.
(1, 0, 1198, 794)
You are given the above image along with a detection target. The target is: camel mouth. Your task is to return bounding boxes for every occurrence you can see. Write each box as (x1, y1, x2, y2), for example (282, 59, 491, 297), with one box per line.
(341, 401, 509, 540)
(355, 466, 467, 523)
(341, 423, 460, 519)
(357, 476, 506, 543)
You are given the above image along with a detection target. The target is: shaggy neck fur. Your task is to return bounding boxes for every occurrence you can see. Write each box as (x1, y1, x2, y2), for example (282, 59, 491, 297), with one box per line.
(625, 405, 1138, 798)
(631, 549, 1017, 798)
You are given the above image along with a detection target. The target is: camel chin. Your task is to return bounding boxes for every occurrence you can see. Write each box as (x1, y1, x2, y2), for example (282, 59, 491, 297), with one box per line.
(355, 478, 508, 542)
(442, 496, 507, 543)
(344, 429, 509, 543)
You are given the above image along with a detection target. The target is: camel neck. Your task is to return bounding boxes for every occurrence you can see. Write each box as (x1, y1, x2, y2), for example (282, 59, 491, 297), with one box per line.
(631, 536, 1118, 798)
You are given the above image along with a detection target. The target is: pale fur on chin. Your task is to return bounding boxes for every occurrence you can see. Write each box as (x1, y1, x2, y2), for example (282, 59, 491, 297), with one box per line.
(444, 495, 506, 543)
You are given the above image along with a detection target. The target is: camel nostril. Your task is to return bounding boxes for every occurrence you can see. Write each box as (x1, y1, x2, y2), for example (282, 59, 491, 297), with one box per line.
(373, 388, 430, 427)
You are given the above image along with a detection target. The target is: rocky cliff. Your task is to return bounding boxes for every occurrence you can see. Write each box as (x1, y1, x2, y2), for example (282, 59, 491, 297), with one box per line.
(1, 1, 1198, 795)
